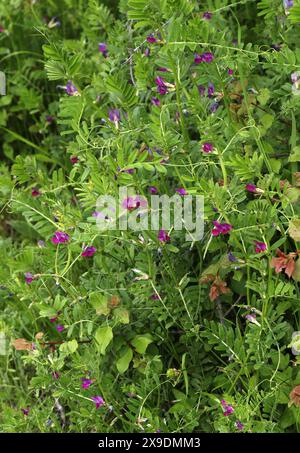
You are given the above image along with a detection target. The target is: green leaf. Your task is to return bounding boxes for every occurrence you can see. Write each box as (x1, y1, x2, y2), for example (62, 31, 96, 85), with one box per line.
(90, 292, 110, 315)
(116, 347, 133, 373)
(95, 326, 113, 355)
(114, 308, 130, 324)
(131, 334, 153, 354)
(59, 339, 78, 354)
(288, 218, 300, 241)
(289, 146, 300, 162)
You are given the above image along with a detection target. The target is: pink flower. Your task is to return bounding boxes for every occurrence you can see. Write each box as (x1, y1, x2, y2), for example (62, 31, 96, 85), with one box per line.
(70, 156, 79, 164)
(91, 396, 105, 409)
(56, 325, 64, 333)
(202, 142, 213, 153)
(221, 399, 234, 416)
(51, 231, 70, 244)
(245, 184, 256, 193)
(212, 221, 233, 236)
(25, 272, 34, 284)
(158, 229, 170, 243)
(81, 246, 97, 257)
(31, 188, 41, 197)
(228, 68, 234, 75)
(146, 34, 157, 43)
(254, 241, 267, 253)
(81, 378, 93, 389)
(149, 186, 158, 194)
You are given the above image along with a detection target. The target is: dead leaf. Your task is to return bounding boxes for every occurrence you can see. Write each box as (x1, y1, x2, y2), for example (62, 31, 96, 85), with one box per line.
(12, 338, 34, 351)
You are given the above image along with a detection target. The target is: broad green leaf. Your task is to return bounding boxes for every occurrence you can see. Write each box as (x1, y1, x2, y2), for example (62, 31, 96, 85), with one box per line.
(116, 347, 133, 373)
(95, 326, 113, 355)
(131, 334, 153, 354)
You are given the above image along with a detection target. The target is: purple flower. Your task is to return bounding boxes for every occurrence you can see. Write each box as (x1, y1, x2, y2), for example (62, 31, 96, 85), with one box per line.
(81, 378, 93, 389)
(91, 396, 105, 409)
(108, 109, 121, 126)
(203, 12, 212, 20)
(283, 0, 294, 10)
(51, 231, 70, 244)
(65, 80, 79, 96)
(52, 371, 60, 380)
(245, 184, 257, 193)
(158, 229, 170, 243)
(50, 315, 58, 323)
(198, 85, 206, 96)
(56, 325, 64, 333)
(228, 252, 237, 262)
(151, 97, 161, 107)
(175, 188, 188, 196)
(228, 68, 234, 75)
(31, 188, 41, 197)
(155, 76, 168, 95)
(210, 102, 219, 113)
(149, 186, 158, 194)
(82, 246, 97, 257)
(146, 34, 157, 43)
(98, 43, 108, 57)
(254, 241, 267, 253)
(235, 420, 244, 430)
(21, 407, 30, 416)
(271, 44, 282, 52)
(157, 67, 169, 72)
(221, 399, 234, 416)
(144, 48, 150, 57)
(208, 82, 215, 98)
(150, 293, 160, 300)
(25, 272, 34, 284)
(202, 142, 213, 153)
(45, 115, 54, 123)
(212, 221, 233, 236)
(194, 52, 214, 64)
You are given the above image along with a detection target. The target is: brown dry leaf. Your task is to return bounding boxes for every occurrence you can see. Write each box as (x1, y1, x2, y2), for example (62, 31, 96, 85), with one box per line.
(12, 338, 34, 351)
(109, 295, 120, 309)
(289, 385, 300, 407)
(35, 332, 44, 340)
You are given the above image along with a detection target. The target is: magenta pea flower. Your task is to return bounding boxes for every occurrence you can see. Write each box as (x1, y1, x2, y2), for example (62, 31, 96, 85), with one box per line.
(81, 378, 93, 389)
(70, 156, 79, 164)
(150, 293, 160, 300)
(221, 399, 234, 416)
(45, 115, 54, 123)
(25, 272, 34, 284)
(254, 241, 267, 253)
(245, 184, 257, 193)
(203, 12, 212, 20)
(21, 407, 30, 416)
(212, 221, 233, 236)
(151, 97, 161, 107)
(228, 68, 234, 75)
(50, 315, 58, 323)
(91, 396, 105, 409)
(149, 186, 158, 194)
(65, 80, 79, 96)
(157, 67, 169, 72)
(194, 52, 214, 64)
(144, 48, 150, 57)
(158, 229, 170, 243)
(155, 76, 168, 95)
(31, 188, 41, 197)
(146, 34, 157, 43)
(202, 142, 213, 153)
(51, 231, 70, 244)
(52, 371, 60, 380)
(82, 246, 97, 257)
(56, 325, 64, 333)
(235, 420, 244, 430)
(210, 102, 219, 113)
(175, 188, 188, 196)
